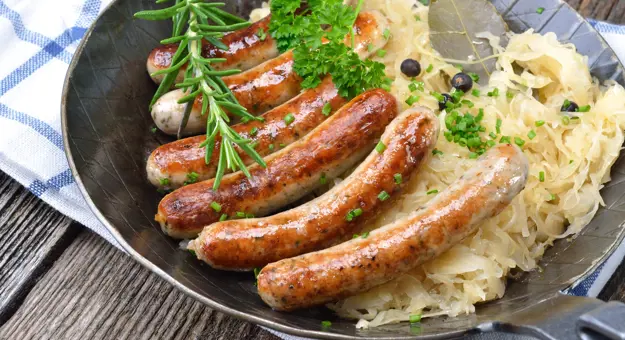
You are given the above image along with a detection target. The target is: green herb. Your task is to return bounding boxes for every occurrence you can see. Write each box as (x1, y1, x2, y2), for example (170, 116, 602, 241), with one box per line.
(415, 15, 421, 21)
(468, 72, 480, 83)
(496, 118, 502, 134)
(487, 88, 499, 97)
(486, 140, 496, 147)
(489, 132, 497, 139)
(383, 28, 391, 40)
(455, 64, 464, 71)
(246, 213, 255, 218)
(159, 178, 170, 186)
(471, 89, 480, 97)
(432, 149, 443, 156)
(378, 191, 390, 201)
(394, 173, 403, 184)
(256, 28, 267, 41)
(562, 116, 570, 125)
(539, 171, 545, 182)
(367, 43, 375, 52)
(500, 136, 511, 144)
(135, 2, 264, 190)
(361, 232, 370, 238)
(250, 127, 259, 136)
(577, 105, 591, 112)
(535, 120, 545, 127)
(346, 208, 363, 221)
(269, 144, 274, 151)
(321, 321, 332, 329)
(537, 7, 545, 14)
(405, 95, 420, 106)
(427, 189, 439, 195)
(419, 0, 429, 5)
(461, 99, 474, 108)
(151, 127, 157, 133)
(547, 193, 557, 201)
(431, 91, 445, 102)
(284, 113, 295, 125)
(219, 214, 228, 221)
(320, 172, 327, 185)
(236, 211, 246, 218)
(426, 64, 434, 73)
(322, 102, 332, 116)
(375, 141, 387, 154)
(409, 314, 422, 323)
(506, 91, 514, 99)
(210, 201, 222, 212)
(279, 143, 286, 148)
(569, 160, 574, 164)
(184, 172, 199, 185)
(514, 137, 525, 147)
(469, 152, 478, 159)
(377, 49, 387, 57)
(450, 88, 464, 103)
(253, 267, 261, 286)
(189, 249, 196, 257)
(527, 130, 537, 140)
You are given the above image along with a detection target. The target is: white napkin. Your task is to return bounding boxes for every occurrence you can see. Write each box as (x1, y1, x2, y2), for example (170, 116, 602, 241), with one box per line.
(1, 1, 624, 338)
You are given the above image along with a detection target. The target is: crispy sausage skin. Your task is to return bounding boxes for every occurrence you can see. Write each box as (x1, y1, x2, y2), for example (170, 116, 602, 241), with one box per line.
(257, 144, 529, 311)
(151, 10, 390, 136)
(188, 107, 439, 270)
(155, 89, 398, 239)
(147, 15, 278, 84)
(147, 76, 346, 189)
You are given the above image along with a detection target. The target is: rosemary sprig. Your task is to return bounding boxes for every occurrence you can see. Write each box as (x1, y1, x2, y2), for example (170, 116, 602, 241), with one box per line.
(136, 1, 266, 190)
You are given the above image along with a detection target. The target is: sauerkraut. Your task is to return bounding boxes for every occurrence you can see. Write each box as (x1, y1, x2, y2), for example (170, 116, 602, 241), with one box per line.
(250, 0, 625, 328)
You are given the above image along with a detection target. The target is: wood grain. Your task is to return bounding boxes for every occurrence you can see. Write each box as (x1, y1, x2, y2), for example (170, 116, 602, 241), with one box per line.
(565, 0, 625, 23)
(0, 230, 278, 340)
(0, 173, 80, 324)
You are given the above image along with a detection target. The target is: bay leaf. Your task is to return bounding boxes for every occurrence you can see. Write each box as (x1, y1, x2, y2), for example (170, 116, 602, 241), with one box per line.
(429, 0, 508, 82)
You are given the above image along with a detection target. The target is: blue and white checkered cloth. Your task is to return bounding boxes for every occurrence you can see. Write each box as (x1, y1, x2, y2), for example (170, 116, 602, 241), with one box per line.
(1, 2, 625, 337)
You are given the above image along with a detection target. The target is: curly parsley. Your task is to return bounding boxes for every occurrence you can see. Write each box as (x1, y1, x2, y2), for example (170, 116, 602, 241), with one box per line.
(269, 0, 387, 98)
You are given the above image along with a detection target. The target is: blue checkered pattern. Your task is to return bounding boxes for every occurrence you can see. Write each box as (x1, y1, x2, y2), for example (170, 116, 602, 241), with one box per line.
(0, 1, 624, 323)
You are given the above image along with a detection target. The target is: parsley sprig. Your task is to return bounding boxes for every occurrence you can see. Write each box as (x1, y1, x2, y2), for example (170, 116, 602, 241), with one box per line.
(270, 0, 388, 98)
(136, 1, 266, 190)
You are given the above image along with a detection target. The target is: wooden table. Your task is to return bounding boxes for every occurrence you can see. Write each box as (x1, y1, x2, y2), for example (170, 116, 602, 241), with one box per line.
(1, 1, 625, 339)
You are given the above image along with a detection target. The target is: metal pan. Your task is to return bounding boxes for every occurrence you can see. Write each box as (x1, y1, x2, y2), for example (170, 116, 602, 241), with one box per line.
(61, 0, 625, 338)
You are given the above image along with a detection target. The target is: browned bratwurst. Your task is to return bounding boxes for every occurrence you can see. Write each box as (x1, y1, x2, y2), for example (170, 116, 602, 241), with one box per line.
(151, 11, 390, 135)
(188, 106, 439, 270)
(147, 76, 346, 189)
(147, 15, 278, 84)
(156, 89, 398, 239)
(257, 144, 529, 311)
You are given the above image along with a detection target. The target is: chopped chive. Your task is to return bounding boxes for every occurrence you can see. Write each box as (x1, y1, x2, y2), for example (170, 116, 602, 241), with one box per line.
(539, 171, 545, 182)
(431, 91, 445, 102)
(159, 178, 170, 186)
(535, 120, 545, 127)
(471, 89, 480, 97)
(427, 189, 439, 195)
(254, 267, 261, 278)
(488, 88, 499, 97)
(151, 127, 157, 133)
(506, 91, 514, 99)
(414, 15, 421, 21)
(322, 102, 332, 116)
(426, 64, 434, 73)
(268, 144, 274, 151)
(547, 193, 556, 201)
(500, 136, 511, 144)
(361, 232, 370, 239)
(469, 152, 478, 159)
(562, 116, 570, 125)
(537, 7, 545, 14)
(236, 211, 246, 218)
(514, 137, 525, 147)
(569, 160, 574, 164)
(245, 213, 255, 218)
(346, 208, 363, 221)
(184, 172, 199, 185)
(461, 99, 474, 108)
(405, 95, 420, 106)
(527, 130, 537, 140)
(408, 82, 418, 92)
(375, 141, 387, 154)
(455, 64, 463, 71)
(249, 127, 258, 136)
(256, 28, 267, 41)
(577, 105, 591, 112)
(432, 148, 443, 156)
(367, 43, 374, 52)
(378, 191, 390, 201)
(394, 173, 403, 184)
(496, 119, 502, 134)
(321, 321, 332, 329)
(383, 28, 391, 40)
(320, 172, 327, 185)
(468, 73, 480, 82)
(489, 132, 497, 139)
(486, 140, 496, 147)
(377, 49, 387, 57)
(219, 214, 228, 221)
(284, 113, 295, 125)
(409, 314, 422, 323)
(353, 234, 360, 239)
(210, 201, 222, 212)
(189, 249, 196, 256)
(353, 208, 363, 217)
(279, 143, 285, 148)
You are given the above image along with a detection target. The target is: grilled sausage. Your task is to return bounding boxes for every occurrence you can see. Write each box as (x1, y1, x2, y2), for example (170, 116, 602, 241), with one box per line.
(151, 10, 390, 136)
(147, 15, 278, 84)
(257, 144, 529, 311)
(147, 76, 346, 189)
(155, 89, 398, 239)
(188, 106, 439, 270)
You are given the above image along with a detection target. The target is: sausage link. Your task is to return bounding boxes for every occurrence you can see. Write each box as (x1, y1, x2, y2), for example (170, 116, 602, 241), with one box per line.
(147, 15, 278, 84)
(188, 106, 439, 270)
(257, 143, 529, 311)
(147, 76, 345, 189)
(155, 89, 398, 239)
(151, 10, 390, 136)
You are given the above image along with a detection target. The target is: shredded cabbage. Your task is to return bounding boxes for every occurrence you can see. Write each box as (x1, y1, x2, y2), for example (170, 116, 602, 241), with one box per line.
(251, 0, 625, 328)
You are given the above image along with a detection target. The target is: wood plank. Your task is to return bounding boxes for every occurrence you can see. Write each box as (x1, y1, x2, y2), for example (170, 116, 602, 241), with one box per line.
(565, 0, 625, 24)
(0, 173, 80, 324)
(0, 230, 279, 340)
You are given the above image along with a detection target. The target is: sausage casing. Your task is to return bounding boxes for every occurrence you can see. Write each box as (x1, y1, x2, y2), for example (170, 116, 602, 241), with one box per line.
(147, 15, 278, 84)
(155, 89, 398, 239)
(188, 106, 439, 270)
(257, 143, 529, 311)
(147, 76, 346, 189)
